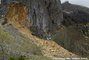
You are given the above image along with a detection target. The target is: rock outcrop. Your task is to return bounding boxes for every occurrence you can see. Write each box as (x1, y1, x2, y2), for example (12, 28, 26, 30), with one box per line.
(0, 0, 63, 39)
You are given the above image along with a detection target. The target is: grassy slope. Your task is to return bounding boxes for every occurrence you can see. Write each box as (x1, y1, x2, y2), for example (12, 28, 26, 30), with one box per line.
(0, 24, 46, 60)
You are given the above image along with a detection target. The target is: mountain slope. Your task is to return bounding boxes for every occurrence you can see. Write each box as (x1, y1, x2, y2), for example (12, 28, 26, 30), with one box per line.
(2, 0, 89, 59)
(0, 21, 42, 60)
(0, 12, 77, 60)
(62, 1, 89, 14)
(5, 8, 77, 57)
(0, 1, 78, 60)
(52, 2, 89, 58)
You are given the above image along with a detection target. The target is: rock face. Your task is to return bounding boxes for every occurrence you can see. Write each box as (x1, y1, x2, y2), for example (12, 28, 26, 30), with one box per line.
(0, 0, 63, 39)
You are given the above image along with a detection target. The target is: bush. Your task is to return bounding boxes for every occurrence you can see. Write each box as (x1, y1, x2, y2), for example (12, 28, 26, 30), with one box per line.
(8, 56, 16, 60)
(17, 56, 25, 60)
(8, 56, 25, 60)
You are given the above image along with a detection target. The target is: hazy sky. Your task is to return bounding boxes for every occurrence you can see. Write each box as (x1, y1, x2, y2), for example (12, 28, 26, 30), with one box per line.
(61, 0, 89, 8)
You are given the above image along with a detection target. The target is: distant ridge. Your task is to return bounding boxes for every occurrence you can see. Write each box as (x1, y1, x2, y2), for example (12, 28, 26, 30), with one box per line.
(62, 1, 89, 14)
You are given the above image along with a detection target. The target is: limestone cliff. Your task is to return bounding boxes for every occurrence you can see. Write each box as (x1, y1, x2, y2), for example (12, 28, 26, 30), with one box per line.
(0, 0, 63, 39)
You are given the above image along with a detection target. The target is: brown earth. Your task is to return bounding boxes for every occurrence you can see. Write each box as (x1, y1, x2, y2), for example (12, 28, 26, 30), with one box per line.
(6, 3, 27, 26)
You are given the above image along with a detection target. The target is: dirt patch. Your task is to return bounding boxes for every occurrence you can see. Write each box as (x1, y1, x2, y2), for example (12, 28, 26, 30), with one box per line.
(6, 3, 27, 25)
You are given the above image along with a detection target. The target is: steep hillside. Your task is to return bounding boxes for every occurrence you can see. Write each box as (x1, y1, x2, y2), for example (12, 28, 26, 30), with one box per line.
(0, 21, 78, 60)
(52, 2, 89, 58)
(63, 10, 89, 26)
(1, 0, 89, 59)
(5, 3, 77, 58)
(62, 1, 89, 14)
(0, 21, 43, 60)
(0, 0, 78, 60)
(53, 25, 89, 58)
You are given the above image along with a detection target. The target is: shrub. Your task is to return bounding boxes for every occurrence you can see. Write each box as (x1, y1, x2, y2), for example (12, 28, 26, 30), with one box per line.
(17, 56, 25, 60)
(8, 56, 16, 60)
(8, 56, 25, 60)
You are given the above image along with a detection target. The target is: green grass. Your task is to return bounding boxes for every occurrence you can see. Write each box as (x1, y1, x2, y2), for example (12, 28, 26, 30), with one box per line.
(0, 31, 15, 44)
(15, 38, 42, 56)
(0, 31, 15, 60)
(0, 30, 43, 59)
(8, 56, 25, 60)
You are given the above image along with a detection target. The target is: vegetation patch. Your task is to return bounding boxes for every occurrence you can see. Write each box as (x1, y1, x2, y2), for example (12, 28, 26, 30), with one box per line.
(8, 55, 52, 60)
(8, 56, 25, 60)
(0, 31, 15, 44)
